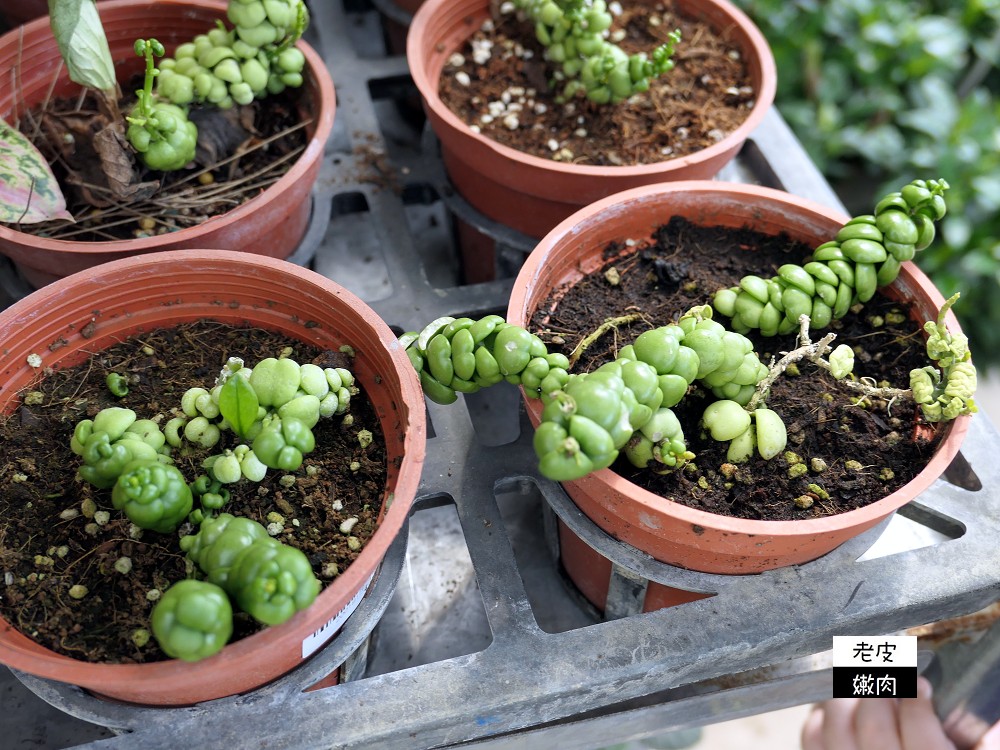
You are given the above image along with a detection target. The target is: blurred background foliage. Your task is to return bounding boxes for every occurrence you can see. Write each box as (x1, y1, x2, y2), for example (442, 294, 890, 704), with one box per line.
(732, 0, 1000, 367)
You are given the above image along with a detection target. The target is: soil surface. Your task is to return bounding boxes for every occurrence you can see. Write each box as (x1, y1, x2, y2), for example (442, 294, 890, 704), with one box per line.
(529, 217, 945, 521)
(7, 83, 308, 242)
(439, 1, 756, 166)
(0, 320, 386, 664)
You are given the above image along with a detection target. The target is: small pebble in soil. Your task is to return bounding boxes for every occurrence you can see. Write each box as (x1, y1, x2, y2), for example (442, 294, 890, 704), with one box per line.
(793, 495, 814, 509)
(340, 517, 359, 535)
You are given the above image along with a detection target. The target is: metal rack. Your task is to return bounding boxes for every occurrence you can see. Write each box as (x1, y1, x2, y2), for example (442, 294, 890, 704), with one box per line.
(2, 0, 999, 747)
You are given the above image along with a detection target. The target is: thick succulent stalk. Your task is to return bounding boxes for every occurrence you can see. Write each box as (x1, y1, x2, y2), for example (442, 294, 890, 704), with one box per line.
(514, 0, 681, 104)
(402, 180, 967, 484)
(156, 0, 309, 109)
(713, 179, 950, 336)
(401, 306, 777, 481)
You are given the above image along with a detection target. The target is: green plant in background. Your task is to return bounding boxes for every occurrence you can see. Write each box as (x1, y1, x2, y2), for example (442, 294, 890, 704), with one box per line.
(514, 0, 682, 103)
(730, 0, 1000, 366)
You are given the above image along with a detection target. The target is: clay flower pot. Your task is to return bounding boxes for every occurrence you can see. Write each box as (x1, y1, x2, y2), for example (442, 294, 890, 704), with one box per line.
(0, 250, 426, 706)
(507, 181, 971, 612)
(407, 0, 776, 242)
(0, 0, 336, 288)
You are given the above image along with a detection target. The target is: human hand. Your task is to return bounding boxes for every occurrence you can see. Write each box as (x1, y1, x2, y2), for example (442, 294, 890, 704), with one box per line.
(802, 676, 1000, 750)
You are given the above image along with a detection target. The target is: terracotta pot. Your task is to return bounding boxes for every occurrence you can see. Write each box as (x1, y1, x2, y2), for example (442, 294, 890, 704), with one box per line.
(0, 0, 336, 287)
(407, 0, 776, 276)
(0, 250, 426, 706)
(507, 182, 971, 610)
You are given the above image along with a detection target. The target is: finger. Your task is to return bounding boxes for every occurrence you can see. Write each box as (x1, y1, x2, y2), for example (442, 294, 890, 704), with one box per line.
(975, 720, 1000, 750)
(821, 698, 862, 750)
(802, 706, 826, 750)
(854, 697, 903, 750)
(899, 677, 956, 750)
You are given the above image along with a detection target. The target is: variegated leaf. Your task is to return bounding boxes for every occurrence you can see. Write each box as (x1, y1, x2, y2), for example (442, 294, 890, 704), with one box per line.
(0, 117, 73, 224)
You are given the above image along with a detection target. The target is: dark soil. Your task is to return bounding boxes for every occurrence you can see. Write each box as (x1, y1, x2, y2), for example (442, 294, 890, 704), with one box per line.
(0, 320, 386, 664)
(438, 1, 755, 166)
(7, 83, 309, 242)
(529, 217, 944, 521)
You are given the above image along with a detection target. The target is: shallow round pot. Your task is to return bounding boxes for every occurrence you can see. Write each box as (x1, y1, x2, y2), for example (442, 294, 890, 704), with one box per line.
(508, 181, 971, 585)
(0, 250, 426, 706)
(407, 0, 776, 241)
(0, 0, 336, 287)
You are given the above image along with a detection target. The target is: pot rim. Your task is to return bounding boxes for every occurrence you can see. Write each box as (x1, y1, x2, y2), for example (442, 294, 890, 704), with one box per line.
(407, 0, 777, 179)
(0, 0, 336, 254)
(0, 249, 426, 702)
(508, 180, 971, 538)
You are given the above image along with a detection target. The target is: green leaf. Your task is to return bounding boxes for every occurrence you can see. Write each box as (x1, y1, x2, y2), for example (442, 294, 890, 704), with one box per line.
(0, 117, 72, 224)
(219, 375, 259, 440)
(48, 0, 117, 92)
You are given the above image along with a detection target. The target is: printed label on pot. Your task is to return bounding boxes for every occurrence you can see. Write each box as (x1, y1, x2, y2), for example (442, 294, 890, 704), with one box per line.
(832, 635, 918, 698)
(301, 572, 375, 659)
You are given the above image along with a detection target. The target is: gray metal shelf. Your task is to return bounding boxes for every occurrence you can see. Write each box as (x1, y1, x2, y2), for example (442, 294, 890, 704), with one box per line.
(2, 0, 998, 747)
